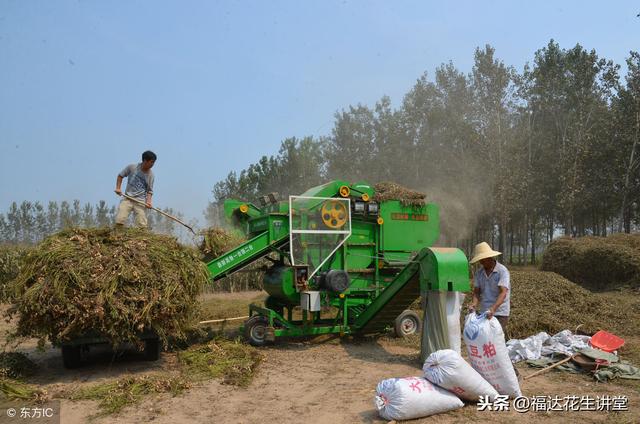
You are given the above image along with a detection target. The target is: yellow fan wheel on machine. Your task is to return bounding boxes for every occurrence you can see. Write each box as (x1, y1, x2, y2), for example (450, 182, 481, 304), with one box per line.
(321, 200, 348, 229)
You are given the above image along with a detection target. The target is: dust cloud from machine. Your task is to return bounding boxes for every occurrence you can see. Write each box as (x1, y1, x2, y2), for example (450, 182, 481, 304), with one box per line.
(423, 182, 488, 247)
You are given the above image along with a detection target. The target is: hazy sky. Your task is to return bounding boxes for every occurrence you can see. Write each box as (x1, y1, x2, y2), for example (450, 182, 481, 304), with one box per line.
(1, 0, 638, 226)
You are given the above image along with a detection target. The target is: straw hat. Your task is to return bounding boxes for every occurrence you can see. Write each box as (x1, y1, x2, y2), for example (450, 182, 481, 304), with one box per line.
(469, 242, 501, 264)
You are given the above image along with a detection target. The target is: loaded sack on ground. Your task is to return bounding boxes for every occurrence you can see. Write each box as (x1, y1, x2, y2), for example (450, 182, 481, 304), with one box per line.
(7, 228, 208, 347)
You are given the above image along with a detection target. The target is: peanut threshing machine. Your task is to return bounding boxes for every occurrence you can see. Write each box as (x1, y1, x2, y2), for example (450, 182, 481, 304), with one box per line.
(206, 180, 470, 355)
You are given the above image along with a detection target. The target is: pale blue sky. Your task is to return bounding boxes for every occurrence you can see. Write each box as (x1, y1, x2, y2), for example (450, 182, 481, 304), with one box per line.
(1, 0, 638, 225)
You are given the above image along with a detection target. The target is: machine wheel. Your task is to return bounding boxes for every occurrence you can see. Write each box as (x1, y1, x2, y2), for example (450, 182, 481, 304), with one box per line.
(62, 345, 82, 369)
(244, 315, 271, 347)
(143, 337, 161, 361)
(394, 310, 421, 338)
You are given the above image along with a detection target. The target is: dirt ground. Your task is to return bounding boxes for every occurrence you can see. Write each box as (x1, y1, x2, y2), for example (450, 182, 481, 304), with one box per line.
(2, 292, 639, 424)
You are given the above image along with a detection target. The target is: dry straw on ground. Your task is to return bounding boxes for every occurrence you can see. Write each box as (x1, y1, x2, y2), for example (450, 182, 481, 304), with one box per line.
(178, 337, 262, 387)
(541, 234, 640, 290)
(373, 182, 426, 206)
(508, 271, 640, 340)
(7, 228, 209, 347)
(71, 374, 191, 417)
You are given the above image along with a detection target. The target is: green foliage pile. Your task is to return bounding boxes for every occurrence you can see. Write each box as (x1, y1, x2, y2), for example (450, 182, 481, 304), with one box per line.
(0, 245, 29, 303)
(178, 337, 262, 387)
(373, 182, 426, 206)
(71, 374, 191, 416)
(0, 351, 44, 403)
(70, 337, 262, 416)
(0, 378, 47, 402)
(508, 271, 640, 339)
(541, 234, 640, 290)
(199, 227, 244, 261)
(7, 228, 208, 347)
(0, 352, 37, 379)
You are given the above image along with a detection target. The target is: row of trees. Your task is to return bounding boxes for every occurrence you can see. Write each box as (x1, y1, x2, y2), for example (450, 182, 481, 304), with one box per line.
(0, 200, 185, 244)
(208, 40, 640, 264)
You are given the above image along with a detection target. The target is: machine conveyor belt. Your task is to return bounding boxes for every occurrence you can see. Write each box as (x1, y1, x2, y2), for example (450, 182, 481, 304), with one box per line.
(352, 250, 425, 334)
(206, 231, 289, 281)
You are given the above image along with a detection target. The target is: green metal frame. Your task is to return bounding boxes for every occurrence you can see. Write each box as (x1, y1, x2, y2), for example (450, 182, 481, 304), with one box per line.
(206, 180, 471, 342)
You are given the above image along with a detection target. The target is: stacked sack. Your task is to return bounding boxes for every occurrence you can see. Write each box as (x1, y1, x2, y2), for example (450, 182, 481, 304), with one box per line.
(374, 313, 522, 421)
(375, 377, 463, 421)
(462, 313, 522, 398)
(423, 349, 499, 402)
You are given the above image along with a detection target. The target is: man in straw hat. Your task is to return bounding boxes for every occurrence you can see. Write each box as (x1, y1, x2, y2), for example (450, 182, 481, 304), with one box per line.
(468, 242, 511, 337)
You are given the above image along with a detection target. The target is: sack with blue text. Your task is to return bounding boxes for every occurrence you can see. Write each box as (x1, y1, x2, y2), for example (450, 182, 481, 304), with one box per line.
(463, 313, 522, 398)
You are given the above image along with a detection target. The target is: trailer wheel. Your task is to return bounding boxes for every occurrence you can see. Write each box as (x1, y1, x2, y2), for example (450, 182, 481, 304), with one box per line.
(62, 345, 82, 369)
(394, 310, 421, 337)
(244, 315, 271, 347)
(143, 337, 161, 361)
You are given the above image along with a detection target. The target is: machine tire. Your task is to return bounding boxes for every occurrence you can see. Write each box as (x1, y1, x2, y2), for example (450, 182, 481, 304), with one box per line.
(143, 337, 161, 361)
(244, 315, 271, 347)
(62, 345, 82, 369)
(394, 310, 421, 338)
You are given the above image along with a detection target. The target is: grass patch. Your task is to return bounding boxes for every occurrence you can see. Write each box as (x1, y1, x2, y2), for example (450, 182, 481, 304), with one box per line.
(0, 378, 47, 402)
(178, 337, 262, 387)
(69, 336, 262, 417)
(199, 293, 266, 320)
(71, 374, 191, 417)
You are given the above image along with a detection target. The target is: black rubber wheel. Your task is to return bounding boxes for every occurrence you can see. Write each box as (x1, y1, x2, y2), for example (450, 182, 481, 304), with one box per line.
(143, 337, 161, 361)
(62, 345, 82, 369)
(244, 315, 271, 347)
(394, 310, 422, 337)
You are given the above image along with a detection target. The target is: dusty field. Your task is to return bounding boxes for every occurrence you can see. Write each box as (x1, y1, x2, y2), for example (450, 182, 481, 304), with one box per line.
(1, 292, 639, 423)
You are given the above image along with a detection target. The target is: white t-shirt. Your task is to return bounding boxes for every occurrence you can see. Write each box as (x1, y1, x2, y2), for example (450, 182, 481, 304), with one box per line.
(474, 261, 510, 316)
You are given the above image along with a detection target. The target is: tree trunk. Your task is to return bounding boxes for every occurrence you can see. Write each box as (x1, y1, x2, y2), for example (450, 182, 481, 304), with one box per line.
(509, 229, 514, 265)
(620, 110, 639, 234)
(530, 220, 536, 265)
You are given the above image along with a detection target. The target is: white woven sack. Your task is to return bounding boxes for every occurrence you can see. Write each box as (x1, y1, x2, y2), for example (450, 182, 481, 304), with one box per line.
(423, 349, 499, 402)
(374, 377, 463, 421)
(463, 313, 522, 398)
(446, 292, 464, 354)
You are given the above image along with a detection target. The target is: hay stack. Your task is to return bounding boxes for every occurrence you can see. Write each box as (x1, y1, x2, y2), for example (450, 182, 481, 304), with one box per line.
(373, 182, 426, 207)
(541, 234, 640, 290)
(7, 228, 208, 346)
(508, 271, 640, 339)
(0, 245, 28, 303)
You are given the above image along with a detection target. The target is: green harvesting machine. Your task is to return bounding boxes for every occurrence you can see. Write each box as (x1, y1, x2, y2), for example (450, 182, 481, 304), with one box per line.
(206, 180, 470, 348)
